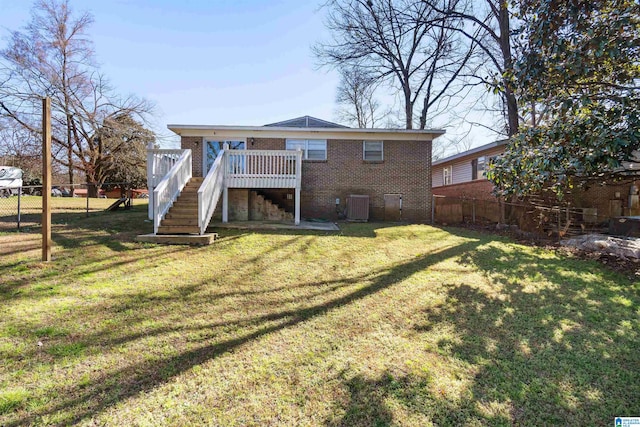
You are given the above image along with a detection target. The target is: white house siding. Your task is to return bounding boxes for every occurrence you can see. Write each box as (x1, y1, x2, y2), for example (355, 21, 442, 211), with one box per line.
(432, 146, 504, 188)
(432, 167, 444, 187)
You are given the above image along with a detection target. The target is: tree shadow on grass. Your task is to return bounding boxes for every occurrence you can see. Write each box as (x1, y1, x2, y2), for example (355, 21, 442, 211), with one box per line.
(326, 369, 512, 427)
(3, 237, 482, 426)
(0, 209, 192, 304)
(410, 243, 640, 425)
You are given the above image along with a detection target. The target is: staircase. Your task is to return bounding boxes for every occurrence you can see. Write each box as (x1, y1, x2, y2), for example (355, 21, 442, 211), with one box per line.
(250, 191, 294, 221)
(157, 177, 204, 234)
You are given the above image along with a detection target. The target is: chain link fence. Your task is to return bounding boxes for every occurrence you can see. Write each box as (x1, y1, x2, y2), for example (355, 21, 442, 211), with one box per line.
(0, 183, 147, 232)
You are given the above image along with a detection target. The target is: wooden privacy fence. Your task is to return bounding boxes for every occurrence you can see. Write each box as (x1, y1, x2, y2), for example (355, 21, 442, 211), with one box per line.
(432, 194, 615, 238)
(433, 195, 503, 224)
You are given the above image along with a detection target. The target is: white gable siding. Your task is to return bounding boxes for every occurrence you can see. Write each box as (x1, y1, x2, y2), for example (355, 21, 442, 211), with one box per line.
(452, 158, 473, 184)
(432, 165, 444, 187)
(432, 146, 505, 187)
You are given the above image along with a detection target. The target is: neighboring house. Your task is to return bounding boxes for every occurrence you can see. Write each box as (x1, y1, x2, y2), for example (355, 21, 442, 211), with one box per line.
(431, 139, 640, 231)
(431, 140, 507, 189)
(431, 140, 507, 224)
(146, 116, 444, 236)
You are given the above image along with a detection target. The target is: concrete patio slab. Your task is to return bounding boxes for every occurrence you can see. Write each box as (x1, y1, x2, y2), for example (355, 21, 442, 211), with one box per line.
(210, 220, 339, 231)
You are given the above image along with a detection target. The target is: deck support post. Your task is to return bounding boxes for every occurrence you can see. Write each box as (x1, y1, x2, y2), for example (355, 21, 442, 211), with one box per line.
(295, 187, 300, 225)
(294, 148, 302, 225)
(222, 186, 228, 223)
(222, 143, 229, 223)
(146, 141, 154, 220)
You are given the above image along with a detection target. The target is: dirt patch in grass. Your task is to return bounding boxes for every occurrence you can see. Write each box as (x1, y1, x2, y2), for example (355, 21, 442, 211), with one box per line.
(447, 222, 640, 280)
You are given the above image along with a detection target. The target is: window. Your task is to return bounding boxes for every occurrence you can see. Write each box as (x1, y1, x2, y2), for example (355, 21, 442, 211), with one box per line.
(363, 141, 383, 161)
(471, 156, 486, 180)
(443, 166, 452, 185)
(205, 140, 245, 173)
(286, 139, 327, 160)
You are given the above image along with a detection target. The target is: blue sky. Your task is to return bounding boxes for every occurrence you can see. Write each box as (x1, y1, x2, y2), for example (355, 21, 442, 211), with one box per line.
(0, 0, 496, 150)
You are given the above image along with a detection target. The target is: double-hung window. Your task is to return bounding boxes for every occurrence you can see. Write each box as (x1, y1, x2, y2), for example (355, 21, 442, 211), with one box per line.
(443, 166, 452, 185)
(363, 141, 384, 161)
(286, 139, 327, 160)
(472, 156, 486, 180)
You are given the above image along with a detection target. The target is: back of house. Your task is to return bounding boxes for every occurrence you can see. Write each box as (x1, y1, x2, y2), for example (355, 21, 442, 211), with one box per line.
(169, 116, 445, 223)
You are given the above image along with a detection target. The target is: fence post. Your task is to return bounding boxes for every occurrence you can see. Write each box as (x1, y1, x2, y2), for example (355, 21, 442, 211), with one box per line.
(17, 187, 21, 231)
(472, 198, 476, 224)
(431, 194, 435, 224)
(42, 97, 52, 262)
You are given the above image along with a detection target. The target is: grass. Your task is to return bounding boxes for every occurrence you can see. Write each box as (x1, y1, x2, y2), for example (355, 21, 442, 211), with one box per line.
(0, 195, 133, 231)
(0, 205, 638, 426)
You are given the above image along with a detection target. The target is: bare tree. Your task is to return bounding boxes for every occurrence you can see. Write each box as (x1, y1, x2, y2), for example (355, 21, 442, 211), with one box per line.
(334, 65, 387, 127)
(0, 0, 155, 190)
(0, 119, 45, 183)
(1, 0, 95, 184)
(422, 0, 520, 136)
(315, 0, 477, 130)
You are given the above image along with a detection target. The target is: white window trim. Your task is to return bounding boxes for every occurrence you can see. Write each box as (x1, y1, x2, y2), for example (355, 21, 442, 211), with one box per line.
(285, 139, 327, 160)
(363, 141, 384, 161)
(443, 166, 452, 186)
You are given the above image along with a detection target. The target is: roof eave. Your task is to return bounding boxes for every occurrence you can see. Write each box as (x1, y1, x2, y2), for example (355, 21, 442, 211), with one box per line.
(432, 139, 508, 166)
(167, 124, 446, 141)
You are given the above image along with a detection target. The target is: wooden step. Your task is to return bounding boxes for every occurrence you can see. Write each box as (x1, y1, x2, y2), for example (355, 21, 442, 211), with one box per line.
(161, 218, 199, 226)
(170, 202, 198, 209)
(157, 225, 200, 234)
(171, 201, 198, 208)
(165, 212, 197, 220)
(167, 210, 197, 217)
(177, 194, 199, 201)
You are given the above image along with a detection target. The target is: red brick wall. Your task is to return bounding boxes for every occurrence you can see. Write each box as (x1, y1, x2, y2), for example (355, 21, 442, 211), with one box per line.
(181, 137, 203, 177)
(569, 181, 638, 219)
(184, 136, 433, 222)
(295, 139, 431, 221)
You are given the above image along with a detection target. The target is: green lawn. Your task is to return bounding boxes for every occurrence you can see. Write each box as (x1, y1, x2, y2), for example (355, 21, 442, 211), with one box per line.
(0, 196, 125, 231)
(1, 206, 638, 426)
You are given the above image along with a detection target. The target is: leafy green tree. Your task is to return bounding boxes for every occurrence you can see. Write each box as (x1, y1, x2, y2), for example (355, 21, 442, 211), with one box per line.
(488, 0, 640, 198)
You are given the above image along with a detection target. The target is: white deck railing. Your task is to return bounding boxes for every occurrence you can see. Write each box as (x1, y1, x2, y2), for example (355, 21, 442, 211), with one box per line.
(147, 148, 302, 233)
(198, 149, 225, 235)
(225, 149, 302, 188)
(146, 147, 185, 220)
(152, 149, 192, 234)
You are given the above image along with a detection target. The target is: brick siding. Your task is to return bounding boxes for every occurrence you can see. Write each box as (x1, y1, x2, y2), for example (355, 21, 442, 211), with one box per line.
(182, 137, 203, 177)
(183, 135, 433, 222)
